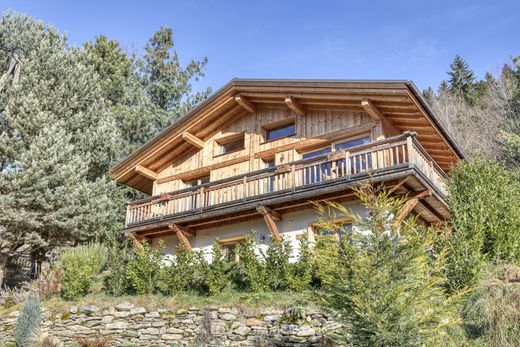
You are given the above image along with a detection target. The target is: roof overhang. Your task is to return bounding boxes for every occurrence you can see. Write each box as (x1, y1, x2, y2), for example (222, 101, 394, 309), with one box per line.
(110, 79, 466, 194)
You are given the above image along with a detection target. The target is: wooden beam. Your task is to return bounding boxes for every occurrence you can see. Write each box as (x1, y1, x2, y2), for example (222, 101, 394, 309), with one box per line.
(361, 98, 399, 136)
(393, 198, 419, 228)
(182, 132, 204, 149)
(131, 234, 144, 253)
(135, 165, 158, 180)
(235, 94, 256, 113)
(285, 96, 305, 116)
(256, 205, 282, 221)
(168, 224, 193, 251)
(256, 205, 282, 243)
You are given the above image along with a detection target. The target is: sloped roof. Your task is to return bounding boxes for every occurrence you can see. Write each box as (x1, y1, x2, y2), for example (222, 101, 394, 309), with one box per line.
(110, 79, 465, 193)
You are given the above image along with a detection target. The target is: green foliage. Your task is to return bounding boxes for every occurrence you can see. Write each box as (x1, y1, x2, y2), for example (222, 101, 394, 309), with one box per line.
(314, 185, 460, 346)
(126, 241, 163, 295)
(15, 294, 41, 347)
(447, 54, 477, 104)
(287, 240, 316, 292)
(457, 262, 520, 346)
(104, 234, 132, 296)
(159, 243, 194, 294)
(236, 234, 269, 293)
(195, 242, 230, 296)
(265, 238, 292, 290)
(446, 159, 520, 292)
(60, 244, 108, 301)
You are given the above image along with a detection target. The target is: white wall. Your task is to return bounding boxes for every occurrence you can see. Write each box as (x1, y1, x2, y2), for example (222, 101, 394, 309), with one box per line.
(151, 200, 369, 262)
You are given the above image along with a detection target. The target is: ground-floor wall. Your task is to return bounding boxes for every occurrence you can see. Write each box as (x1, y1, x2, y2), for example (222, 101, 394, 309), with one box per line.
(151, 201, 369, 261)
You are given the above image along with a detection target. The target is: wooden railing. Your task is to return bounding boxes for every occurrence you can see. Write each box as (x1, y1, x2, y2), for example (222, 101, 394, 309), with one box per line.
(125, 133, 448, 227)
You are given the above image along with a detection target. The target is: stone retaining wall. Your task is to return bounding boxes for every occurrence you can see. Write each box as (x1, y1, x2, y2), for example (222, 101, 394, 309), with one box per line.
(0, 302, 344, 346)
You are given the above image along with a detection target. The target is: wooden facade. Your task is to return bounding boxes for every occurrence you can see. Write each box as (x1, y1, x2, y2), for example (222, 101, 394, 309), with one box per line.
(110, 79, 464, 241)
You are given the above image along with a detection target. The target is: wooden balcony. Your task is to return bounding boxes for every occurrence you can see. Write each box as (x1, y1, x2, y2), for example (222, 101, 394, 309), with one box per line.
(125, 132, 448, 230)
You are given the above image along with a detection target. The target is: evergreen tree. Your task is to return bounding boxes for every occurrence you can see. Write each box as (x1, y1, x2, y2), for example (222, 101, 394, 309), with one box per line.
(0, 12, 121, 285)
(447, 55, 476, 104)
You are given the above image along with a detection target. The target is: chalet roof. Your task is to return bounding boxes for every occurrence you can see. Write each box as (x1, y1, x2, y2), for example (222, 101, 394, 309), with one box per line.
(110, 79, 466, 193)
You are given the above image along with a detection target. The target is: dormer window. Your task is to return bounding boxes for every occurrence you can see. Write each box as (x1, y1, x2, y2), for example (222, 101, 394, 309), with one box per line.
(263, 119, 296, 143)
(215, 133, 245, 156)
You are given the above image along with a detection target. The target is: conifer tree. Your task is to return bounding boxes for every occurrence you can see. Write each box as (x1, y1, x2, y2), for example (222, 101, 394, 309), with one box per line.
(0, 12, 121, 285)
(447, 55, 476, 104)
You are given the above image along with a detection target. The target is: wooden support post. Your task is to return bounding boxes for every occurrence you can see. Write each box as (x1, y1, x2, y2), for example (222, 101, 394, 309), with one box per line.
(131, 233, 145, 253)
(235, 94, 256, 113)
(168, 224, 194, 251)
(182, 132, 205, 149)
(361, 98, 399, 136)
(285, 96, 305, 116)
(256, 205, 282, 243)
(392, 189, 432, 228)
(135, 165, 158, 180)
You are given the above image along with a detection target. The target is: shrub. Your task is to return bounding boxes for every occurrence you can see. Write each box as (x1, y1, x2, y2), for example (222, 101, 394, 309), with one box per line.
(446, 159, 520, 291)
(126, 240, 162, 295)
(104, 234, 132, 296)
(159, 243, 194, 294)
(265, 237, 292, 290)
(236, 234, 269, 293)
(287, 240, 316, 291)
(314, 185, 460, 346)
(195, 242, 230, 295)
(60, 244, 107, 300)
(15, 294, 41, 347)
(73, 336, 109, 347)
(461, 262, 520, 346)
(35, 333, 62, 347)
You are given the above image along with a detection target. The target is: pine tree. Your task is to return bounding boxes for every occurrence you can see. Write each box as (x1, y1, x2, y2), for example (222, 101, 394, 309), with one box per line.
(0, 12, 121, 285)
(314, 185, 459, 346)
(447, 55, 476, 104)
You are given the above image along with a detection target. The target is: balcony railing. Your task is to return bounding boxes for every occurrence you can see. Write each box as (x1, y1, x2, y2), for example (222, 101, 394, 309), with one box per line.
(125, 132, 448, 227)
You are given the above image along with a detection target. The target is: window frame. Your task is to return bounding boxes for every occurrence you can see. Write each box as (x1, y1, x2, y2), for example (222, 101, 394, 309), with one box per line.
(310, 217, 354, 242)
(214, 132, 246, 157)
(218, 236, 247, 262)
(261, 118, 296, 144)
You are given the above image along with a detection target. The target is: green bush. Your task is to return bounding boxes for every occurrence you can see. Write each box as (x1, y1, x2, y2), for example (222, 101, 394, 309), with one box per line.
(126, 240, 163, 295)
(236, 234, 269, 293)
(159, 243, 194, 294)
(195, 242, 230, 295)
(287, 240, 316, 291)
(314, 185, 460, 346)
(446, 159, 520, 292)
(60, 243, 107, 300)
(15, 294, 41, 347)
(104, 234, 132, 296)
(265, 237, 292, 290)
(461, 262, 520, 346)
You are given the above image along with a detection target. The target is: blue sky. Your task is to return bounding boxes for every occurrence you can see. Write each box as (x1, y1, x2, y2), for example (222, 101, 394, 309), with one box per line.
(2, 1, 519, 92)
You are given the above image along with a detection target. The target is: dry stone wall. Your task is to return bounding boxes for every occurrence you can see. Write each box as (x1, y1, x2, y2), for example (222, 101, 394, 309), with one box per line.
(0, 302, 344, 346)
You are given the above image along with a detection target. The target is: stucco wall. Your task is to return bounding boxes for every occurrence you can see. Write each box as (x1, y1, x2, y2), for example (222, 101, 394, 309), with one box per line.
(152, 202, 368, 261)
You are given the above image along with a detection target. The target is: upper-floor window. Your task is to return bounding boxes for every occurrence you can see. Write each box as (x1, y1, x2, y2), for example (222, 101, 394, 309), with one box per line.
(215, 133, 245, 156)
(187, 175, 210, 187)
(334, 136, 370, 150)
(265, 122, 296, 142)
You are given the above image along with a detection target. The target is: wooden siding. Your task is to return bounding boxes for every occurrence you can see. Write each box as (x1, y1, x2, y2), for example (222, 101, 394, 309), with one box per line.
(153, 106, 377, 195)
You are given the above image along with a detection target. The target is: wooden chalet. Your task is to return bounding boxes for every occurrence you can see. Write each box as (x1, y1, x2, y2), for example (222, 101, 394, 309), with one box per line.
(110, 79, 464, 255)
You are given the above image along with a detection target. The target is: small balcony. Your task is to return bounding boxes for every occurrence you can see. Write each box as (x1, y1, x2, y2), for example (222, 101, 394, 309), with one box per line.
(125, 132, 448, 229)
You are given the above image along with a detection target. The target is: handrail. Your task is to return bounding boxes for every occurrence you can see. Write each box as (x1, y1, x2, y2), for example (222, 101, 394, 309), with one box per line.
(125, 132, 448, 226)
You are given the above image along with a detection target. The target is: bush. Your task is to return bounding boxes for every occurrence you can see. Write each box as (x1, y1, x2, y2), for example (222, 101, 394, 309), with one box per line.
(104, 234, 132, 296)
(287, 240, 316, 291)
(126, 240, 162, 295)
(15, 294, 41, 347)
(195, 242, 230, 295)
(60, 244, 107, 301)
(159, 243, 194, 294)
(461, 262, 520, 346)
(236, 234, 269, 293)
(446, 159, 520, 291)
(314, 185, 460, 346)
(265, 237, 292, 290)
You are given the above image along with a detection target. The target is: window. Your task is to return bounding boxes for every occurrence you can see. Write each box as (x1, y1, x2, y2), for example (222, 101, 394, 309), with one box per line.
(187, 175, 210, 188)
(218, 236, 246, 262)
(265, 122, 296, 142)
(312, 221, 353, 242)
(334, 136, 370, 151)
(302, 147, 331, 160)
(186, 175, 210, 209)
(262, 158, 276, 192)
(215, 134, 245, 156)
